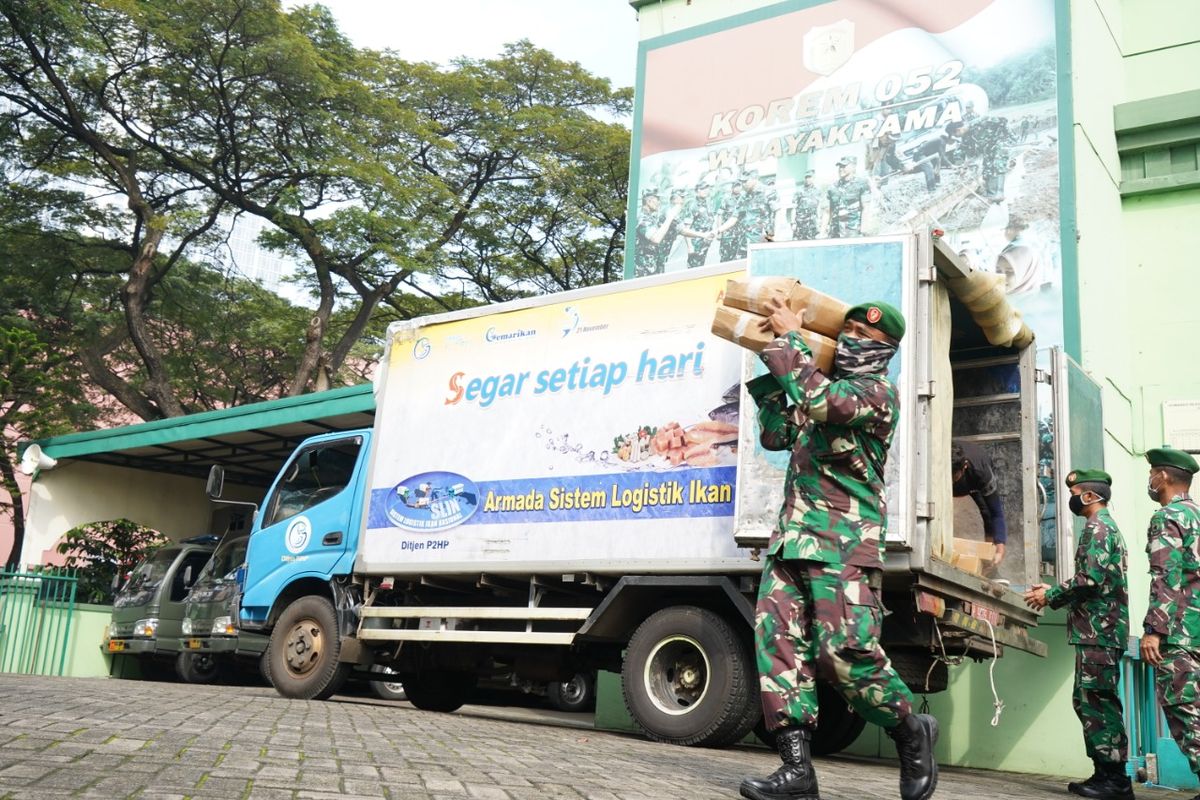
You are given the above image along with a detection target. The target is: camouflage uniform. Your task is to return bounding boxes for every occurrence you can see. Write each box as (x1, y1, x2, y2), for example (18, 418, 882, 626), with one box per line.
(791, 182, 821, 240)
(717, 183, 744, 262)
(1144, 492, 1200, 775)
(1044, 506, 1129, 765)
(683, 192, 716, 268)
(827, 176, 870, 238)
(633, 205, 678, 277)
(972, 118, 1012, 200)
(747, 331, 913, 732)
(732, 184, 775, 258)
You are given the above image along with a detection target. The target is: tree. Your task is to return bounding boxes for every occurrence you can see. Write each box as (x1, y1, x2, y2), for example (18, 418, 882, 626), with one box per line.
(0, 0, 630, 409)
(55, 518, 167, 604)
(0, 0, 232, 419)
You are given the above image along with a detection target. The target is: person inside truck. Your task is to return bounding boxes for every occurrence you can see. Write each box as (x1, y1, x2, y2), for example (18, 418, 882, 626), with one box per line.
(741, 297, 938, 800)
(951, 439, 1007, 573)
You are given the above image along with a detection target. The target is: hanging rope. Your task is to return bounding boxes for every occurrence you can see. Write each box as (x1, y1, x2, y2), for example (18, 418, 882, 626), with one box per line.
(982, 618, 1005, 727)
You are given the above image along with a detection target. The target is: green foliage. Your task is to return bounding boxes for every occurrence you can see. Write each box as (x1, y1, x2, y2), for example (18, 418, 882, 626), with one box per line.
(55, 519, 167, 605)
(0, 1, 631, 411)
(962, 45, 1057, 108)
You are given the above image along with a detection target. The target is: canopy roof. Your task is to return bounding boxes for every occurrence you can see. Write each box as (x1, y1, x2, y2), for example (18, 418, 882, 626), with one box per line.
(22, 385, 375, 487)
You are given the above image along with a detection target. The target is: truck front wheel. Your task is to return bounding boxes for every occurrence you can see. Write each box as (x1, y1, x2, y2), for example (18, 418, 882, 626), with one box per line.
(268, 596, 350, 700)
(622, 605, 757, 747)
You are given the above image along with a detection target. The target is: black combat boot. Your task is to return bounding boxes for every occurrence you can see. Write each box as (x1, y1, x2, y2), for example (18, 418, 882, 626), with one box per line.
(887, 713, 939, 800)
(739, 726, 821, 800)
(1067, 762, 1104, 796)
(1069, 761, 1134, 799)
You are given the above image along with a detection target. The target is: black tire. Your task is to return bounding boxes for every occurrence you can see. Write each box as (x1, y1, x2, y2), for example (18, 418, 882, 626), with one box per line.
(175, 651, 222, 684)
(369, 667, 407, 701)
(268, 596, 350, 700)
(888, 649, 948, 694)
(400, 671, 474, 712)
(548, 672, 595, 712)
(622, 605, 758, 747)
(752, 681, 867, 756)
(258, 646, 273, 687)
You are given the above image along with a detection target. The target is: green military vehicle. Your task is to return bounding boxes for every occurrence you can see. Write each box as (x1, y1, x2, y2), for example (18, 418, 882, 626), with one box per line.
(104, 535, 219, 678)
(179, 533, 271, 683)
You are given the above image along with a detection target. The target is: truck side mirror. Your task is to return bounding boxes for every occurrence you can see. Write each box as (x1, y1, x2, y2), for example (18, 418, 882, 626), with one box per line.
(206, 465, 225, 499)
(183, 565, 194, 587)
(111, 573, 120, 591)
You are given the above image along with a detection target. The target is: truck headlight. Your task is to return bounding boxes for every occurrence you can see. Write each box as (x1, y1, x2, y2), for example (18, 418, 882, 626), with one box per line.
(133, 618, 158, 637)
(211, 616, 236, 636)
(181, 618, 193, 636)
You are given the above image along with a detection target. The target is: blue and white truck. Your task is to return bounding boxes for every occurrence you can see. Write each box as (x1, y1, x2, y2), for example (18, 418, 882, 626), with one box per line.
(209, 234, 1096, 751)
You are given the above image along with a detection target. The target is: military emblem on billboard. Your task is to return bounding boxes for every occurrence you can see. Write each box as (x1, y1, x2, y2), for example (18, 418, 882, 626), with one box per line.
(803, 19, 854, 76)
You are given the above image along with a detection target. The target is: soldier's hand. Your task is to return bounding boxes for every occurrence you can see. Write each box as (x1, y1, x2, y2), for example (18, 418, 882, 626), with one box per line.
(1141, 633, 1164, 667)
(759, 296, 804, 336)
(1023, 583, 1049, 610)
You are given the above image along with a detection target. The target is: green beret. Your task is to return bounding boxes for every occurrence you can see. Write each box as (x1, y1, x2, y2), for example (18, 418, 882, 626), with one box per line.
(1065, 468, 1111, 487)
(846, 300, 905, 342)
(1146, 446, 1200, 474)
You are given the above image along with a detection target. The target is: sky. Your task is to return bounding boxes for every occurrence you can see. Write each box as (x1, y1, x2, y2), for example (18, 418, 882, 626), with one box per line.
(296, 0, 640, 89)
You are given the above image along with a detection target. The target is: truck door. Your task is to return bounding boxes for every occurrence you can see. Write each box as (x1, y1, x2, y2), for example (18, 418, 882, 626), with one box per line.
(1040, 347, 1105, 580)
(241, 434, 366, 619)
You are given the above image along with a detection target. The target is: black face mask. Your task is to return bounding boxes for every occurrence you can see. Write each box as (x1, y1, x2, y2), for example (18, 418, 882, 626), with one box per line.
(1068, 494, 1085, 516)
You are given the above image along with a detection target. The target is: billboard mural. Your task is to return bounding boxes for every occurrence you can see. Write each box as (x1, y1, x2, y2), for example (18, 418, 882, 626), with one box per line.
(627, 0, 1065, 344)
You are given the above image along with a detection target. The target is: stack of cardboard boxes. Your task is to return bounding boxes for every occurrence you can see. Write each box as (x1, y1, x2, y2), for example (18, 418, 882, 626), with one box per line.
(711, 277, 849, 374)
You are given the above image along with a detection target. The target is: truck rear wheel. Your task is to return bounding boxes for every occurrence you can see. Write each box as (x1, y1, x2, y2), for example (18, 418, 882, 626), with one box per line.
(548, 671, 595, 712)
(268, 596, 350, 700)
(175, 651, 222, 684)
(622, 605, 757, 747)
(400, 671, 475, 712)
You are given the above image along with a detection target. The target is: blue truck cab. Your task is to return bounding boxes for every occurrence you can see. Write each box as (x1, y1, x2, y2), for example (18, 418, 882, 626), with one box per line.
(238, 430, 371, 635)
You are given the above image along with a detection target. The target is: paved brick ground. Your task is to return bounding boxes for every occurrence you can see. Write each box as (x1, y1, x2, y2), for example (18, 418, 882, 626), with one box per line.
(0, 675, 1174, 800)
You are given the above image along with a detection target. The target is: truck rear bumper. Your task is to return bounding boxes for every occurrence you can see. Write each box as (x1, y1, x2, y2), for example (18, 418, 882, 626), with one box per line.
(885, 559, 1048, 658)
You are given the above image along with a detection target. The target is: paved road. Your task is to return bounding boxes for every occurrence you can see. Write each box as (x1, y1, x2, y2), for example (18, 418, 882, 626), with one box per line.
(0, 675, 1172, 799)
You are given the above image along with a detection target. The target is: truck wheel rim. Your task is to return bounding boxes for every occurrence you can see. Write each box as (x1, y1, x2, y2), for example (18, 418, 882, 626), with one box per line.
(283, 617, 324, 677)
(642, 635, 710, 716)
(560, 675, 586, 705)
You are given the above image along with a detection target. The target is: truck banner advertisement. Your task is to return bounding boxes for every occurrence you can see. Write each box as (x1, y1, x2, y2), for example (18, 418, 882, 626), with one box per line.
(361, 270, 757, 568)
(627, 0, 1064, 346)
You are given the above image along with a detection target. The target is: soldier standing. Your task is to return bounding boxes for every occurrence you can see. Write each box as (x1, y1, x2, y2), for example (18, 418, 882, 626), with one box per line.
(1025, 469, 1133, 800)
(789, 170, 821, 240)
(717, 180, 744, 262)
(718, 168, 776, 259)
(681, 181, 717, 268)
(740, 299, 938, 800)
(827, 156, 870, 238)
(633, 188, 681, 277)
(1140, 446, 1200, 795)
(976, 117, 1012, 202)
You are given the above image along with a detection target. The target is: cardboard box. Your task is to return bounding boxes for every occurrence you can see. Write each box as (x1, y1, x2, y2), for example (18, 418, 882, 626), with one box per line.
(953, 537, 997, 561)
(723, 277, 850, 338)
(711, 306, 775, 353)
(710, 307, 837, 374)
(951, 553, 982, 576)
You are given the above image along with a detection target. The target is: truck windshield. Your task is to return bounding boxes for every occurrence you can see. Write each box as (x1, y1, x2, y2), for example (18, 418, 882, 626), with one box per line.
(114, 548, 178, 608)
(196, 537, 248, 585)
(262, 438, 361, 528)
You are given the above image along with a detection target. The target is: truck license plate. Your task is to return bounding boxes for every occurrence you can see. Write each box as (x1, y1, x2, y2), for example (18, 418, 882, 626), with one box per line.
(971, 603, 1002, 626)
(186, 638, 202, 650)
(107, 640, 125, 652)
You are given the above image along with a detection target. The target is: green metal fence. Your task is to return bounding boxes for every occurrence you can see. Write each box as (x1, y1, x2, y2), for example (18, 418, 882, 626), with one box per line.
(0, 567, 78, 676)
